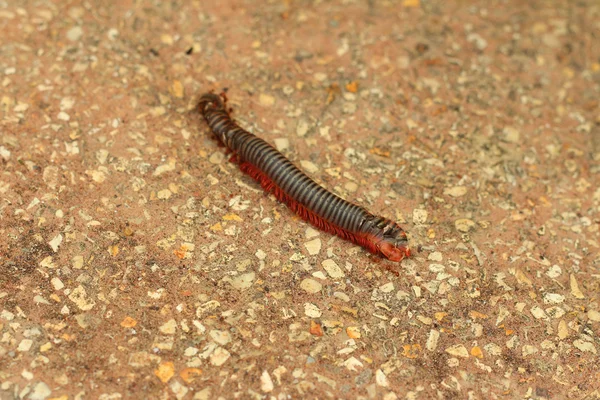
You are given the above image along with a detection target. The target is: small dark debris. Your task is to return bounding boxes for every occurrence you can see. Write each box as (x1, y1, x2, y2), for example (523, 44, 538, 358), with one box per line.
(415, 42, 429, 55)
(294, 50, 313, 63)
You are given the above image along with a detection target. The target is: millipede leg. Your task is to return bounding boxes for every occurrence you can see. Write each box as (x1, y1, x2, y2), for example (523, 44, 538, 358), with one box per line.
(219, 91, 229, 104)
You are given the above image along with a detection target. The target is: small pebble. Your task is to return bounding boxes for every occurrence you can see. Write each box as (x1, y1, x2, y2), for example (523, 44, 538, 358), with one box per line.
(445, 344, 469, 358)
(208, 151, 224, 164)
(261, 370, 274, 393)
(29, 382, 52, 400)
(304, 238, 321, 255)
(444, 186, 467, 197)
(159, 319, 178, 335)
(17, 339, 33, 352)
(274, 138, 289, 151)
(455, 218, 475, 233)
(300, 278, 322, 293)
(210, 347, 231, 366)
(304, 303, 322, 318)
(230, 272, 255, 290)
(259, 93, 275, 106)
(322, 259, 344, 278)
(66, 26, 83, 41)
(413, 209, 428, 224)
(300, 160, 318, 174)
(296, 119, 309, 137)
(588, 310, 600, 322)
(209, 330, 232, 346)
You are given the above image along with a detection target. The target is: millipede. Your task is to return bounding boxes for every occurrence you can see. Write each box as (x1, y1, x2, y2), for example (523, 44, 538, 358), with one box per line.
(198, 92, 411, 263)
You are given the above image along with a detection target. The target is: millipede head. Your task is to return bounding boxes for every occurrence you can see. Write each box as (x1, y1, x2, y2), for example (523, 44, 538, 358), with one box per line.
(372, 218, 411, 262)
(379, 240, 411, 262)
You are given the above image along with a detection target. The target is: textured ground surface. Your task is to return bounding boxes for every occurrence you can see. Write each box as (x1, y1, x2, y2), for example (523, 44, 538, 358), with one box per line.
(1, 0, 600, 399)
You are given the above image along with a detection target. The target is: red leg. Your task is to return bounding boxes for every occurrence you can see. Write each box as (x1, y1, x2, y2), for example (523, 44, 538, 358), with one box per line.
(229, 153, 239, 163)
(219, 91, 229, 104)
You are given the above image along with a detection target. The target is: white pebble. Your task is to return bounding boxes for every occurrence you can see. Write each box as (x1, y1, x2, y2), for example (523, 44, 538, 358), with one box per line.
(48, 234, 63, 252)
(412, 209, 428, 224)
(444, 186, 467, 197)
(300, 160, 318, 174)
(208, 151, 224, 164)
(445, 344, 469, 358)
(159, 319, 177, 335)
(375, 369, 389, 387)
(304, 303, 322, 318)
(28, 382, 51, 400)
(210, 347, 231, 366)
(300, 278, 322, 293)
(543, 293, 565, 304)
(66, 26, 83, 41)
(230, 272, 255, 290)
(296, 119, 309, 137)
(304, 238, 321, 255)
(17, 339, 33, 352)
(322, 259, 344, 278)
(274, 138, 289, 151)
(305, 227, 320, 239)
(588, 310, 600, 322)
(209, 330, 232, 346)
(260, 370, 274, 392)
(259, 93, 275, 107)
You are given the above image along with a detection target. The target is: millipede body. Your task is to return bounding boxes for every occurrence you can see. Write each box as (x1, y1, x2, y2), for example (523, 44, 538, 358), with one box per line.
(198, 92, 411, 262)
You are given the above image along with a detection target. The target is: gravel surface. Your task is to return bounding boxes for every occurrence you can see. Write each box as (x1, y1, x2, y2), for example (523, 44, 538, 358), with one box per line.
(1, 1, 599, 399)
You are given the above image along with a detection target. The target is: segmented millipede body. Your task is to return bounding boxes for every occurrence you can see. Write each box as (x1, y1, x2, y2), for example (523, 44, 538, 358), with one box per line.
(198, 92, 411, 262)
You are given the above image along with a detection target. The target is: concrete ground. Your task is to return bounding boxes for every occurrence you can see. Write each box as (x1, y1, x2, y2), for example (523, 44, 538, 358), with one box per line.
(1, 0, 599, 399)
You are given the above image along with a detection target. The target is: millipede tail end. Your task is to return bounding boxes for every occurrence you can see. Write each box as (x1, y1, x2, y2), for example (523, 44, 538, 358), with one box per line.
(198, 93, 225, 114)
